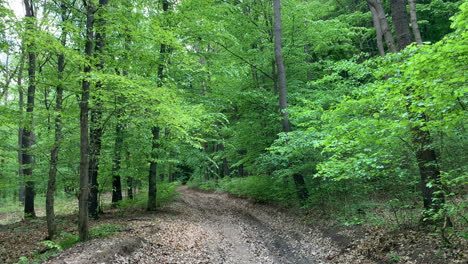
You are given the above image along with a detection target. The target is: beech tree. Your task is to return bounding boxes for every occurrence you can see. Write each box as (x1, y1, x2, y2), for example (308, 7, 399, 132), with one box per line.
(22, 0, 37, 218)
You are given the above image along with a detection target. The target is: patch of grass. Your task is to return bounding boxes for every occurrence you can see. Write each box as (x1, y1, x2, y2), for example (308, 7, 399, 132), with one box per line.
(14, 223, 123, 264)
(90, 224, 121, 239)
(118, 182, 180, 210)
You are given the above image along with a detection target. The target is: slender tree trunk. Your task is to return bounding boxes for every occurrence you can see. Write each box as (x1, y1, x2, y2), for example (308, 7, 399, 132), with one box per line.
(88, 0, 108, 218)
(88, 120, 102, 218)
(127, 176, 134, 199)
(148, 126, 160, 211)
(46, 2, 67, 239)
(390, 0, 412, 50)
(147, 0, 169, 211)
(17, 51, 25, 204)
(273, 0, 291, 133)
(79, 0, 95, 242)
(408, 0, 423, 45)
(111, 121, 124, 204)
(273, 0, 308, 201)
(367, 0, 397, 53)
(22, 0, 37, 218)
(368, 4, 386, 56)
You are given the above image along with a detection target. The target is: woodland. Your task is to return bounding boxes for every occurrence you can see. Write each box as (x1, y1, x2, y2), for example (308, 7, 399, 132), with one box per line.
(0, 0, 466, 263)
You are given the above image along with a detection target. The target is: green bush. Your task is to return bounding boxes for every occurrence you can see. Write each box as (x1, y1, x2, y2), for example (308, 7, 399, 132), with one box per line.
(90, 224, 121, 239)
(218, 175, 297, 202)
(118, 181, 180, 209)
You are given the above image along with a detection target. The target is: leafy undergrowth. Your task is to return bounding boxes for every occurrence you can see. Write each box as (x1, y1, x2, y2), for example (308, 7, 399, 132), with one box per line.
(0, 182, 179, 264)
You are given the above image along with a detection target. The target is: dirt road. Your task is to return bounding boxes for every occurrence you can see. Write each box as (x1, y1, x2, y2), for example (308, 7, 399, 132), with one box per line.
(46, 187, 365, 264)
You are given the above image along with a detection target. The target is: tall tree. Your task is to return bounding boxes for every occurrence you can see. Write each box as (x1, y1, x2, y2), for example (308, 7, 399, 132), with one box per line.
(368, 4, 386, 56)
(273, 0, 308, 201)
(367, 0, 397, 53)
(111, 117, 124, 204)
(22, 0, 37, 218)
(389, 0, 446, 223)
(148, 0, 170, 211)
(46, 0, 67, 239)
(79, 0, 95, 242)
(390, 0, 412, 49)
(408, 0, 423, 45)
(88, 0, 109, 219)
(273, 0, 290, 133)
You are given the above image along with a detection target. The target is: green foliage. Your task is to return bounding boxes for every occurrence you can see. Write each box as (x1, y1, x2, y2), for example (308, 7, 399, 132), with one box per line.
(118, 182, 180, 209)
(57, 232, 79, 250)
(90, 224, 122, 239)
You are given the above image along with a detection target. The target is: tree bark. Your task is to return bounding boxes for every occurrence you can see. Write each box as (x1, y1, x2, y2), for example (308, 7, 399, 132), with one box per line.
(273, 0, 291, 133)
(88, 0, 108, 218)
(79, 0, 95, 242)
(147, 126, 160, 211)
(367, 0, 397, 53)
(147, 0, 169, 211)
(17, 50, 25, 204)
(390, 0, 412, 50)
(389, 0, 444, 223)
(408, 0, 423, 45)
(368, 4, 386, 56)
(22, 0, 36, 218)
(111, 121, 124, 204)
(273, 0, 308, 201)
(46, 2, 67, 239)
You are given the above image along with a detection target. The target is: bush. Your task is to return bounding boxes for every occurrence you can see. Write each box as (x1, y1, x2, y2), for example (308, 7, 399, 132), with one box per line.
(218, 175, 297, 202)
(118, 181, 180, 209)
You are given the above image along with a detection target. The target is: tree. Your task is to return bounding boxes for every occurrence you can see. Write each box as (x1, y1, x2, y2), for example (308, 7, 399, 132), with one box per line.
(389, 0, 446, 222)
(408, 0, 423, 45)
(22, 0, 37, 218)
(273, 0, 308, 201)
(88, 0, 109, 219)
(79, 0, 95, 242)
(46, 0, 68, 239)
(367, 0, 397, 53)
(148, 0, 170, 211)
(390, 0, 412, 49)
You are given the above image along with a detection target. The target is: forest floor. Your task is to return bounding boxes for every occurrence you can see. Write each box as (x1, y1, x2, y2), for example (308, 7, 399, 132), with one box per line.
(1, 186, 466, 264)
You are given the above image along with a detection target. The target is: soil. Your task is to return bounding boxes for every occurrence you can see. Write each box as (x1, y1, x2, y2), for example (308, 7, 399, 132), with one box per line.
(2, 187, 465, 264)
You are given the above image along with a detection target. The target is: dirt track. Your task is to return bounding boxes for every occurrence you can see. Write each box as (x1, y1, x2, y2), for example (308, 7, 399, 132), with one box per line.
(45, 187, 366, 264)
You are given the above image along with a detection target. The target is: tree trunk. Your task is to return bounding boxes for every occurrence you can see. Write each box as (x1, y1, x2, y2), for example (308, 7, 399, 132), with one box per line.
(17, 50, 25, 204)
(389, 0, 444, 223)
(148, 126, 160, 211)
(273, 0, 291, 133)
(88, 0, 108, 219)
(46, 2, 67, 239)
(127, 176, 134, 199)
(273, 0, 308, 201)
(147, 0, 169, 211)
(390, 0, 412, 50)
(368, 4, 386, 56)
(79, 0, 95, 242)
(411, 121, 445, 215)
(408, 0, 423, 45)
(22, 0, 36, 218)
(367, 0, 397, 53)
(111, 121, 124, 204)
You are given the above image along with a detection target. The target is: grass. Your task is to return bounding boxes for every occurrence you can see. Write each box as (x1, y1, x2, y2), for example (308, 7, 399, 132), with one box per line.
(0, 194, 77, 225)
(16, 224, 123, 264)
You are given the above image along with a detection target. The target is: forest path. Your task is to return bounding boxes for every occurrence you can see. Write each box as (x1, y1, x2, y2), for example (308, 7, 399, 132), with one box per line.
(46, 186, 353, 264)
